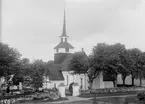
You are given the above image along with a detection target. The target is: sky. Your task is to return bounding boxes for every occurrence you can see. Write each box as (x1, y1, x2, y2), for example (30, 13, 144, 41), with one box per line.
(1, 0, 145, 62)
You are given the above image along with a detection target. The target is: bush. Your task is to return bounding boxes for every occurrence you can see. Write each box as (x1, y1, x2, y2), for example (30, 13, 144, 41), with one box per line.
(137, 91, 145, 101)
(91, 86, 145, 94)
(33, 91, 60, 100)
(23, 88, 34, 95)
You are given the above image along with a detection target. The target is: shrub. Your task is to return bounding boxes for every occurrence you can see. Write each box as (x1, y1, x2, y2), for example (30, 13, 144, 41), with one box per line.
(23, 88, 34, 95)
(91, 86, 145, 94)
(137, 91, 145, 101)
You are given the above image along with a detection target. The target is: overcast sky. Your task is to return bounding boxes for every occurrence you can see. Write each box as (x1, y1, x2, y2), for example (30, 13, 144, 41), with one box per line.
(1, 0, 145, 61)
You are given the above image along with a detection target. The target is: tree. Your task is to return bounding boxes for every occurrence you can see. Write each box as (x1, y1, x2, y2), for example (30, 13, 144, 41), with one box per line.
(0, 43, 21, 79)
(134, 51, 145, 86)
(30, 59, 47, 89)
(88, 43, 109, 87)
(69, 52, 89, 74)
(128, 48, 142, 86)
(12, 74, 24, 85)
(117, 48, 131, 85)
(89, 43, 127, 87)
(12, 58, 31, 85)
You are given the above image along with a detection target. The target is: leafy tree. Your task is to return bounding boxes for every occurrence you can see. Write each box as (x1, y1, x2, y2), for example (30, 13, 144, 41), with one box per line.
(88, 43, 109, 87)
(89, 43, 127, 87)
(0, 43, 21, 79)
(118, 49, 131, 85)
(30, 59, 47, 89)
(69, 51, 89, 74)
(12, 58, 31, 85)
(128, 48, 142, 86)
(12, 74, 24, 85)
(134, 51, 145, 86)
(20, 58, 31, 76)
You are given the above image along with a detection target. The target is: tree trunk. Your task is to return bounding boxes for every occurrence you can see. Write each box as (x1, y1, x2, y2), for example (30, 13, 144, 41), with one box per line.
(140, 77, 142, 86)
(89, 82, 93, 93)
(132, 77, 134, 86)
(122, 76, 126, 86)
(90, 80, 93, 89)
(113, 80, 117, 87)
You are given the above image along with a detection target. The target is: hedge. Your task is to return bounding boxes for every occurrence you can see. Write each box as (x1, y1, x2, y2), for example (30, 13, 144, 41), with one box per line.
(91, 86, 145, 94)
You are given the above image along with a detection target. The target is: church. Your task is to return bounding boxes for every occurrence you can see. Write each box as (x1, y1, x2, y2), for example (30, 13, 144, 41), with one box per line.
(42, 11, 89, 90)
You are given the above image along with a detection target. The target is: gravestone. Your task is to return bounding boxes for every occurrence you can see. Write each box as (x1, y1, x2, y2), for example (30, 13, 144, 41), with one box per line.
(19, 82, 22, 90)
(58, 83, 65, 97)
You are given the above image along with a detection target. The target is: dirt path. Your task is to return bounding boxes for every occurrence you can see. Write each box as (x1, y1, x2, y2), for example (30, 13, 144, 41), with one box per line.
(51, 94, 137, 104)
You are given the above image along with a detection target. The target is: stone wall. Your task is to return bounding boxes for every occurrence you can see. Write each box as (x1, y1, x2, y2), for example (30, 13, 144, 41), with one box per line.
(43, 80, 64, 89)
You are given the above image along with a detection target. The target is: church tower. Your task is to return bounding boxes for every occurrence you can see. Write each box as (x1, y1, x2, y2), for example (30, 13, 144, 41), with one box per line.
(54, 10, 74, 64)
(54, 10, 74, 53)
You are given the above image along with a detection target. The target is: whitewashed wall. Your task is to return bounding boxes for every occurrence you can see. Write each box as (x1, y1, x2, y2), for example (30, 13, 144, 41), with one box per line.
(43, 81, 64, 89)
(62, 71, 89, 90)
(92, 72, 104, 89)
(43, 76, 64, 89)
(104, 81, 114, 88)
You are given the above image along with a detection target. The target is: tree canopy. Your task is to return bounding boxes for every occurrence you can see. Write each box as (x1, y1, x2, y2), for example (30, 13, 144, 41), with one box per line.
(69, 51, 89, 75)
(0, 43, 21, 77)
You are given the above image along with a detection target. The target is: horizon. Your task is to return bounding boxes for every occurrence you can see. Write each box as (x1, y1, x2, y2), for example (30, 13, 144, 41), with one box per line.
(1, 0, 145, 62)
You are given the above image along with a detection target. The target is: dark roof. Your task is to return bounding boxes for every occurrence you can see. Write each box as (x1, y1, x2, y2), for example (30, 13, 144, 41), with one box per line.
(60, 54, 73, 71)
(54, 53, 72, 64)
(59, 51, 88, 71)
(47, 64, 64, 81)
(54, 42, 74, 49)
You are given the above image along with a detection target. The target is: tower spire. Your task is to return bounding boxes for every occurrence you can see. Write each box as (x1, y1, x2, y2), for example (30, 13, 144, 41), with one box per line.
(60, 9, 68, 37)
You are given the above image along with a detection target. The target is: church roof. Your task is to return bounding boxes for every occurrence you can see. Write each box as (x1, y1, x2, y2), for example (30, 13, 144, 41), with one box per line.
(47, 64, 64, 81)
(60, 53, 73, 71)
(57, 51, 88, 71)
(54, 41, 74, 49)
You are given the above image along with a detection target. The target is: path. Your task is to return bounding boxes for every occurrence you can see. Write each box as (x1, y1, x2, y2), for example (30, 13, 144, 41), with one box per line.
(51, 94, 137, 104)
